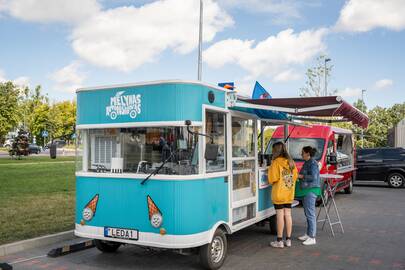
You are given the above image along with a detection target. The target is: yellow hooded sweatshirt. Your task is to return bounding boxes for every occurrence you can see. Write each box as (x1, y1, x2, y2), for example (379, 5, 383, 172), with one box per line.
(268, 157, 298, 205)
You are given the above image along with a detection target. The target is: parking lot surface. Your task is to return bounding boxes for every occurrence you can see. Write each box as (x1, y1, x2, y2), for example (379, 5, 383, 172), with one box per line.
(1, 184, 404, 270)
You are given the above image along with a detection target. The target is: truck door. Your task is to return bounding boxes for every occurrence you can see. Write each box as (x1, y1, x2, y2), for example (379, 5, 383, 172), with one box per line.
(229, 116, 257, 226)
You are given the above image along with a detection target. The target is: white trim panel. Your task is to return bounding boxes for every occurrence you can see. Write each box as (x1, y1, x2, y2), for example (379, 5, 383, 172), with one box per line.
(76, 121, 203, 130)
(297, 104, 341, 113)
(75, 224, 211, 249)
(76, 80, 234, 93)
(76, 171, 229, 181)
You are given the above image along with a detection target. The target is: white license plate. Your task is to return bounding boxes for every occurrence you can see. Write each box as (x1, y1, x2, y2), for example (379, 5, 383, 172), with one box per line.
(104, 227, 138, 240)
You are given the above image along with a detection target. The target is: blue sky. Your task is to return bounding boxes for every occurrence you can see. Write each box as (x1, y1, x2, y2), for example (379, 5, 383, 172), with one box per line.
(0, 0, 404, 109)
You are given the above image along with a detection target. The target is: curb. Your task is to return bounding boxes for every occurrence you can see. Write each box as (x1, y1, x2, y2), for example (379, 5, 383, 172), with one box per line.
(0, 230, 76, 257)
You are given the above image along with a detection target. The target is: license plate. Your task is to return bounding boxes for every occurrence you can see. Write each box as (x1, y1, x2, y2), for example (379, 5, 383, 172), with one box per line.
(104, 227, 138, 240)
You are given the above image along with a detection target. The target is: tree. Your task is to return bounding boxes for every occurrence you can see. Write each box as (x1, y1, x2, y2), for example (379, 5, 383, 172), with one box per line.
(333, 100, 405, 148)
(0, 82, 21, 142)
(299, 55, 337, 97)
(30, 103, 51, 146)
(49, 101, 76, 143)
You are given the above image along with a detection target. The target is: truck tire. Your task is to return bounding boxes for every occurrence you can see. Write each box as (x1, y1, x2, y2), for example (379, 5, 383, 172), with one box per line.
(387, 173, 405, 188)
(94, 240, 121, 253)
(199, 229, 227, 270)
(269, 215, 277, 235)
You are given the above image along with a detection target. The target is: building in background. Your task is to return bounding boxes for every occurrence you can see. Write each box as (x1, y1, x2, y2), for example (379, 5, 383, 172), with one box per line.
(388, 119, 405, 148)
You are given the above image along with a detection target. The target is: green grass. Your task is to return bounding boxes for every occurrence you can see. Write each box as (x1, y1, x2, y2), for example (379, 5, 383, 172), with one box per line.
(0, 156, 75, 245)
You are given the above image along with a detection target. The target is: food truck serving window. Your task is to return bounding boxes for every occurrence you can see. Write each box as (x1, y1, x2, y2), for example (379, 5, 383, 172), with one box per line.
(76, 126, 200, 175)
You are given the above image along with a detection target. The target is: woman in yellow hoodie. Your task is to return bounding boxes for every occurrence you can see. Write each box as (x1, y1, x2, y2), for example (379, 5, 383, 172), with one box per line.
(268, 142, 298, 248)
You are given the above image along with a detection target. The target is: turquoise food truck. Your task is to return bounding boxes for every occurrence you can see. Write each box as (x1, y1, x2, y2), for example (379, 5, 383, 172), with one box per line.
(75, 80, 279, 269)
(75, 80, 368, 269)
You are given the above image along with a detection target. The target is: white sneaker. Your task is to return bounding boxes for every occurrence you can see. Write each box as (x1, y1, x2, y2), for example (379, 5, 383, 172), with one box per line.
(270, 241, 284, 248)
(302, 237, 316, 246)
(298, 234, 310, 241)
(285, 239, 291, 247)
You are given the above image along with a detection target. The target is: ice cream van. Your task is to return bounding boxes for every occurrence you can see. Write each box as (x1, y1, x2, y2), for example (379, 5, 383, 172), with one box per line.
(74, 81, 368, 269)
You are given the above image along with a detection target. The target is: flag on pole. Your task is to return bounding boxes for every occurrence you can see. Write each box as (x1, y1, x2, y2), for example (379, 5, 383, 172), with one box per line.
(251, 81, 288, 120)
(252, 81, 271, 99)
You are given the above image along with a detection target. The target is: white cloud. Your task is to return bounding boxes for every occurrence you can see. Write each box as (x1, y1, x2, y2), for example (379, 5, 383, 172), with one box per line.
(374, 79, 393, 89)
(0, 0, 100, 24)
(218, 0, 301, 18)
(71, 0, 233, 71)
(203, 28, 328, 81)
(273, 69, 301, 82)
(13, 76, 30, 87)
(337, 87, 362, 98)
(0, 69, 6, 82)
(0, 69, 30, 87)
(335, 0, 405, 32)
(50, 61, 85, 93)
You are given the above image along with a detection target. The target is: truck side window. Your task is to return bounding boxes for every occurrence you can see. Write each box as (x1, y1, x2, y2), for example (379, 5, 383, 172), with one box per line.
(205, 111, 227, 173)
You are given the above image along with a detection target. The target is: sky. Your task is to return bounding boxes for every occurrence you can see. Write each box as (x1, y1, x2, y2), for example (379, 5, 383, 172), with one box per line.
(0, 0, 404, 109)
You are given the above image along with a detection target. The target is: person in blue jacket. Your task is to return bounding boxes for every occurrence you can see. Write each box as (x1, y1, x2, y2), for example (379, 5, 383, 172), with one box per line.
(297, 146, 321, 246)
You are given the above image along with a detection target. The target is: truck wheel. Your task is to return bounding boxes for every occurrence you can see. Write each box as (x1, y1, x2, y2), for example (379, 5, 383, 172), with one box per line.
(344, 179, 353, 194)
(199, 229, 227, 270)
(94, 240, 121, 253)
(269, 215, 277, 235)
(388, 173, 404, 188)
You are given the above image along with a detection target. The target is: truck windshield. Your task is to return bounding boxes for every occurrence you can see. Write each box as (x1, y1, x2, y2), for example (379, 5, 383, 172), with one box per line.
(265, 138, 325, 162)
(76, 126, 200, 175)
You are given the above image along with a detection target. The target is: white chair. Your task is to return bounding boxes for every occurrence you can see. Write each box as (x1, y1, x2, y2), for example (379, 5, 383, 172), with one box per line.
(111, 157, 124, 173)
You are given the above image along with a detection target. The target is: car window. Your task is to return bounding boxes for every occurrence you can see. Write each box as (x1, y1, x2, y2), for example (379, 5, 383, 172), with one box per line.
(382, 148, 402, 159)
(357, 149, 381, 160)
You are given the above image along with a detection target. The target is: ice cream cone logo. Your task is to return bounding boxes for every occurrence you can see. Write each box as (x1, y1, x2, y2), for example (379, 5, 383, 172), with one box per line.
(147, 195, 163, 228)
(147, 195, 160, 219)
(82, 194, 99, 222)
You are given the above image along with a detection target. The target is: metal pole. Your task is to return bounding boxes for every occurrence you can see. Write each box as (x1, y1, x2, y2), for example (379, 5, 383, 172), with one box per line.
(284, 124, 289, 151)
(197, 0, 203, 81)
(324, 60, 327, 96)
(324, 58, 331, 96)
(361, 89, 366, 148)
(260, 122, 264, 154)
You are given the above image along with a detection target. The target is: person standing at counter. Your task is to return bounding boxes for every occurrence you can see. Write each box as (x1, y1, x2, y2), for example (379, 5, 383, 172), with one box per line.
(297, 146, 321, 246)
(268, 142, 298, 248)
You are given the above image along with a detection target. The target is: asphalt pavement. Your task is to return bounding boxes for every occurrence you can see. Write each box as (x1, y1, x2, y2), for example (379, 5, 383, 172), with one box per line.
(1, 184, 404, 270)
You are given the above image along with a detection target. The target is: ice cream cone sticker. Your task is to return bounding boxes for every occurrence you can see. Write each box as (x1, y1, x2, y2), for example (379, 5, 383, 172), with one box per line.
(147, 195, 163, 228)
(82, 194, 99, 223)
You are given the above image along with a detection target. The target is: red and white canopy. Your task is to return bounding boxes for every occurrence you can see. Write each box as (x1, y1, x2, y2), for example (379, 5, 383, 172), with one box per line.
(234, 96, 369, 128)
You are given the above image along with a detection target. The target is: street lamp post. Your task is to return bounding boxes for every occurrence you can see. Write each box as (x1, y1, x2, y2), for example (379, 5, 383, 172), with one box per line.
(197, 0, 203, 81)
(361, 89, 366, 148)
(324, 58, 331, 96)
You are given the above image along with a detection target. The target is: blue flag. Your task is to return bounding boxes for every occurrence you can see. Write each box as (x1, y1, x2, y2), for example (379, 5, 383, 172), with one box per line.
(251, 81, 288, 120)
(252, 81, 271, 99)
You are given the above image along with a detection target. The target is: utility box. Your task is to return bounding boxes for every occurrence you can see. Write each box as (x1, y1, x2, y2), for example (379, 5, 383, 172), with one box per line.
(50, 143, 57, 159)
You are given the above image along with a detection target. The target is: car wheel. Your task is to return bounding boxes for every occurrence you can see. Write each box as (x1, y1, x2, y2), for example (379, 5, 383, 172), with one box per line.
(388, 173, 404, 188)
(344, 179, 354, 194)
(94, 240, 121, 253)
(199, 229, 227, 270)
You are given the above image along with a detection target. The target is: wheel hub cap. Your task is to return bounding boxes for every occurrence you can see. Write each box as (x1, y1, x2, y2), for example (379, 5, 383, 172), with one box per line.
(390, 175, 403, 187)
(211, 236, 224, 263)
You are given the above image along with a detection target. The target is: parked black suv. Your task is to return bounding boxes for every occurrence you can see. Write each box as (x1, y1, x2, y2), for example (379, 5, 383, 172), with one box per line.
(356, 147, 405, 188)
